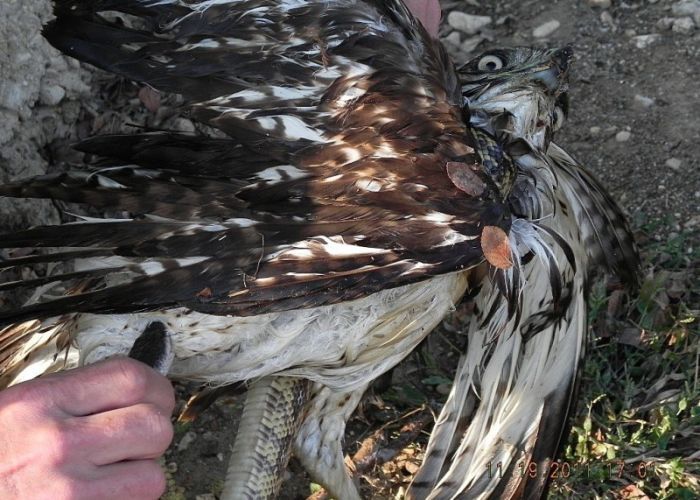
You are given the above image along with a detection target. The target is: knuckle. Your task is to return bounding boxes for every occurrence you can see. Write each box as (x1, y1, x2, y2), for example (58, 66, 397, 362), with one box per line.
(140, 404, 174, 449)
(109, 358, 150, 400)
(162, 383, 176, 413)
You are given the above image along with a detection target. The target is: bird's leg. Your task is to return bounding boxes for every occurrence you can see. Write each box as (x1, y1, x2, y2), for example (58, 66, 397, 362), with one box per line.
(222, 375, 311, 500)
(294, 384, 367, 500)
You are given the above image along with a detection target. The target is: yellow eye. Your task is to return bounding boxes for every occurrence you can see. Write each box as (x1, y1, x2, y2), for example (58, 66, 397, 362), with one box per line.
(477, 55, 504, 72)
(553, 106, 565, 131)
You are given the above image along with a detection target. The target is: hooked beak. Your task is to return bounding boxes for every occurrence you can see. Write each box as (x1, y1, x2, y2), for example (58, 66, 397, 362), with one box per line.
(531, 46, 574, 93)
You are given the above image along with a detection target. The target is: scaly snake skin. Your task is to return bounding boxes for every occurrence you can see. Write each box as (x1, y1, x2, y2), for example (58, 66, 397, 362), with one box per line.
(222, 376, 311, 499)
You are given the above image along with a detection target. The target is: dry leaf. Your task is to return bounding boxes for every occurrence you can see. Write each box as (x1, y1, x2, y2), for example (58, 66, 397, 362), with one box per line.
(481, 225, 513, 269)
(616, 484, 650, 499)
(446, 161, 486, 196)
(139, 86, 161, 112)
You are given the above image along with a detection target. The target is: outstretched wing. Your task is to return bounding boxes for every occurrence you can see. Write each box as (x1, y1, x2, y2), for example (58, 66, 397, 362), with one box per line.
(0, 0, 509, 324)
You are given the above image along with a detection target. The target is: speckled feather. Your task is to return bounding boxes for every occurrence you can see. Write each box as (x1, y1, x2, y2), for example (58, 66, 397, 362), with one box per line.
(0, 0, 512, 326)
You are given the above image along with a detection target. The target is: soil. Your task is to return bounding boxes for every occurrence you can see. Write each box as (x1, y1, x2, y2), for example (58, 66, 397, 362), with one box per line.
(0, 0, 698, 499)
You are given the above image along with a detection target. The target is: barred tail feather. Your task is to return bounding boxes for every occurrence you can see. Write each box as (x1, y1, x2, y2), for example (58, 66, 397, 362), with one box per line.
(410, 211, 585, 499)
(548, 143, 641, 289)
(410, 282, 586, 499)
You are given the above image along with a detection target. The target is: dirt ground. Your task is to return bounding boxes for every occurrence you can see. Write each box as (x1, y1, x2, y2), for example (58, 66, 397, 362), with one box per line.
(1, 0, 698, 499)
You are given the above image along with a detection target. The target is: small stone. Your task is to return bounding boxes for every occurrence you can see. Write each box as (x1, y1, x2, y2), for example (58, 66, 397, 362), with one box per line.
(39, 84, 66, 106)
(624, 29, 637, 37)
(672, 0, 700, 24)
(657, 17, 675, 31)
(590, 126, 602, 135)
(447, 11, 492, 35)
(633, 94, 655, 108)
(587, 0, 612, 7)
(685, 214, 700, 229)
(672, 17, 696, 34)
(665, 157, 682, 170)
(615, 130, 632, 142)
(0, 84, 29, 112)
(632, 34, 662, 48)
(461, 36, 485, 54)
(533, 20, 561, 38)
(195, 494, 216, 500)
(443, 31, 461, 47)
(177, 431, 197, 452)
(496, 15, 514, 26)
(601, 11, 616, 29)
(0, 110, 19, 146)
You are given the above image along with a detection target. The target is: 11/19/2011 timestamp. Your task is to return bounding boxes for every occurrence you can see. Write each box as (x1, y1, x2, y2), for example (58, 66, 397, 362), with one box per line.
(485, 459, 657, 481)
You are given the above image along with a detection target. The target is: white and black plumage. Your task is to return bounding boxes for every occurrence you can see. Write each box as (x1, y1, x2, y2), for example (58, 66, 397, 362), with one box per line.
(407, 48, 640, 499)
(0, 1, 517, 498)
(0, 0, 515, 380)
(0, 2, 639, 500)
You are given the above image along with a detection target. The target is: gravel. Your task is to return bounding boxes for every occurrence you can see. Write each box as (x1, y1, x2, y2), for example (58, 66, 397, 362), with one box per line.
(615, 130, 632, 142)
(532, 19, 561, 38)
(446, 11, 492, 34)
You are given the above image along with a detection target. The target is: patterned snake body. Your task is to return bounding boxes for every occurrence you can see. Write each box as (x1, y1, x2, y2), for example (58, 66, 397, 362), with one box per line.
(224, 377, 311, 499)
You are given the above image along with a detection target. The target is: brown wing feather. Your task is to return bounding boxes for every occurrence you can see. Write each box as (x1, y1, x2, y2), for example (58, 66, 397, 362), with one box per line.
(0, 0, 509, 325)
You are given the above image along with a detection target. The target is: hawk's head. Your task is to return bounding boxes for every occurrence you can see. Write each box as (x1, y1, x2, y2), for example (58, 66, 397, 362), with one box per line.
(459, 46, 573, 151)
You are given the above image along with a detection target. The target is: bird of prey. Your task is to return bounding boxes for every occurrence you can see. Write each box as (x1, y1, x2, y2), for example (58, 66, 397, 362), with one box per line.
(0, 2, 638, 499)
(407, 48, 640, 499)
(292, 46, 640, 499)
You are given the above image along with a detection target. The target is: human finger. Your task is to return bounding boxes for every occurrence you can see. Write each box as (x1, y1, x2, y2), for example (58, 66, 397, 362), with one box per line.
(38, 357, 175, 416)
(404, 0, 442, 37)
(86, 460, 167, 500)
(67, 403, 173, 465)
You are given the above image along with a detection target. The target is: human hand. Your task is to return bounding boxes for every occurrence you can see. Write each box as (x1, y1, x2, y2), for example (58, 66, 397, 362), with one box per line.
(0, 358, 175, 500)
(404, 0, 442, 37)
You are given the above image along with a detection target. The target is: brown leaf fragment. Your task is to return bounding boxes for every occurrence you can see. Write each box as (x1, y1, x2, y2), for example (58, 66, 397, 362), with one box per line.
(616, 484, 650, 500)
(481, 225, 513, 269)
(196, 287, 213, 300)
(446, 161, 486, 196)
(404, 460, 420, 474)
(138, 86, 161, 112)
(352, 429, 387, 472)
